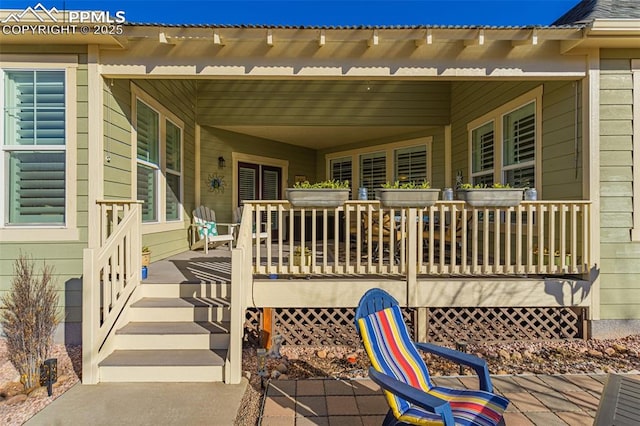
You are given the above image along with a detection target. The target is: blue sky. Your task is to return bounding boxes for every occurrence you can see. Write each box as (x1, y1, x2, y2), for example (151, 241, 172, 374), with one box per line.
(2, 0, 581, 26)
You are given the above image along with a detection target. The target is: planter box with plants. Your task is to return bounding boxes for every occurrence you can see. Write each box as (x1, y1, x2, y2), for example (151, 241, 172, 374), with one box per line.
(286, 180, 350, 208)
(375, 180, 440, 208)
(456, 183, 525, 207)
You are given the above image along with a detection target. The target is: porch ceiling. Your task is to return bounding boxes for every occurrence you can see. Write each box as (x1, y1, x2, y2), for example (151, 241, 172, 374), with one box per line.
(196, 79, 448, 149)
(211, 125, 433, 149)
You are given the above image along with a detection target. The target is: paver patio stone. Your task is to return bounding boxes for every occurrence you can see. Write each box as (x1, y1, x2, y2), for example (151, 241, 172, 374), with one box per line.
(589, 374, 608, 384)
(259, 416, 296, 426)
(524, 411, 569, 425)
(296, 416, 330, 426)
(267, 380, 296, 397)
(492, 376, 525, 394)
(326, 395, 359, 416)
(560, 389, 601, 411)
(512, 375, 555, 393)
(557, 411, 595, 425)
(432, 377, 465, 388)
(262, 395, 296, 417)
(352, 379, 382, 395)
(260, 375, 610, 425)
(504, 392, 551, 412)
(563, 374, 606, 393)
(360, 415, 387, 426)
(531, 391, 582, 412)
(297, 380, 326, 396)
(296, 396, 328, 417)
(328, 415, 364, 426)
(355, 395, 390, 415)
(324, 380, 355, 396)
(458, 375, 481, 389)
(502, 412, 536, 425)
(538, 375, 584, 392)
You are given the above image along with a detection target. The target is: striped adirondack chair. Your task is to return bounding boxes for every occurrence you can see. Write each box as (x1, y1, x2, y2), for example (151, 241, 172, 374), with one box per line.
(355, 289, 509, 426)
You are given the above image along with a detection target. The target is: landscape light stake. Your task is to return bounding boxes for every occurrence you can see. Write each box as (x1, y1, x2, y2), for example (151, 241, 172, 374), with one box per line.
(257, 348, 267, 389)
(39, 358, 57, 397)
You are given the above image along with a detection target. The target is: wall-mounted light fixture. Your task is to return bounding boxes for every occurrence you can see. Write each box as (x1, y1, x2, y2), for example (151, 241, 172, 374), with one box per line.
(218, 156, 226, 169)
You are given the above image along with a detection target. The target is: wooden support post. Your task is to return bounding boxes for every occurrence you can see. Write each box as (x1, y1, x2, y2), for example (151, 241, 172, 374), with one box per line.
(262, 307, 274, 348)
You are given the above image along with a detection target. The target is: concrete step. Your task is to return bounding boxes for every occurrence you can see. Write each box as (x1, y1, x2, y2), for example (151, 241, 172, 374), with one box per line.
(129, 297, 231, 322)
(138, 282, 231, 299)
(115, 321, 230, 350)
(99, 349, 226, 382)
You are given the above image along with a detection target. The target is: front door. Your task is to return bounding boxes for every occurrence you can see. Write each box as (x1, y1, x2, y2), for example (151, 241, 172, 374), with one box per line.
(238, 162, 282, 235)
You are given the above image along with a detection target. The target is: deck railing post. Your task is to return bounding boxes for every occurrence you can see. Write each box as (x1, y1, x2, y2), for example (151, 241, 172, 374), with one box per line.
(227, 247, 244, 384)
(407, 207, 418, 307)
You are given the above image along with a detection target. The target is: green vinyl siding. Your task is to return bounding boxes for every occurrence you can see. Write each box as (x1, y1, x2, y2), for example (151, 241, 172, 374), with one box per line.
(103, 79, 197, 262)
(197, 80, 451, 127)
(598, 53, 640, 320)
(0, 48, 89, 343)
(450, 80, 582, 199)
(200, 127, 316, 223)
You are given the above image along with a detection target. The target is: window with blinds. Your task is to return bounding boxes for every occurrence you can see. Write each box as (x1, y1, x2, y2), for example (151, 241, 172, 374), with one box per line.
(165, 120, 181, 221)
(395, 145, 427, 183)
(135, 95, 183, 224)
(471, 121, 494, 185)
(136, 100, 160, 222)
(360, 152, 386, 195)
(503, 102, 535, 188)
(3, 70, 66, 225)
(239, 166, 257, 202)
(330, 157, 352, 184)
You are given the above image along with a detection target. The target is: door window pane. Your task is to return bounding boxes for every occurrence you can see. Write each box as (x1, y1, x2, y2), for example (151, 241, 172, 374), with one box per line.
(239, 166, 256, 202)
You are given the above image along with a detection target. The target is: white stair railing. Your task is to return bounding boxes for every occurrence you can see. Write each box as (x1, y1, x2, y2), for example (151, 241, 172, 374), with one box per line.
(82, 200, 142, 384)
(228, 204, 254, 384)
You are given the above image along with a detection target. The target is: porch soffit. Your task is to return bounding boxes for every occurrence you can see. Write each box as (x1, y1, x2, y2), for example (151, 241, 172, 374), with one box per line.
(98, 26, 590, 79)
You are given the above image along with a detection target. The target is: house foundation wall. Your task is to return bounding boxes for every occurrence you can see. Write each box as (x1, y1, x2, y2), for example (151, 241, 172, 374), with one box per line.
(589, 319, 640, 339)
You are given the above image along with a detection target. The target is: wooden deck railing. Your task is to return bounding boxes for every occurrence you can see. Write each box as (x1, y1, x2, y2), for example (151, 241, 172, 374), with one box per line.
(243, 200, 592, 277)
(82, 200, 142, 384)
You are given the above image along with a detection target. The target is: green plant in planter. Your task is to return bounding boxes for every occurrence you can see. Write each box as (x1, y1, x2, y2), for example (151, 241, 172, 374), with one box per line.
(459, 182, 512, 189)
(381, 180, 431, 189)
(292, 179, 349, 189)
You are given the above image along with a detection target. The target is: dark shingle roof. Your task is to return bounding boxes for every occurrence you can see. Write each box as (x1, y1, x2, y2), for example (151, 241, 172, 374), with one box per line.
(553, 0, 640, 25)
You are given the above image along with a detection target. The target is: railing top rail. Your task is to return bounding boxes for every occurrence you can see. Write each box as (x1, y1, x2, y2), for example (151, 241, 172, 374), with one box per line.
(245, 199, 592, 208)
(96, 199, 144, 205)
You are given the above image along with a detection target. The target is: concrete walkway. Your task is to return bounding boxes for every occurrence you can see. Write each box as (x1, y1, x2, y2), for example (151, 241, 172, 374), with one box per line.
(259, 374, 640, 425)
(25, 379, 248, 426)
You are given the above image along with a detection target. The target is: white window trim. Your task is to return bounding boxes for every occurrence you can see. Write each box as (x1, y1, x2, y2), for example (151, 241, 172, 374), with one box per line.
(231, 152, 289, 210)
(467, 86, 543, 191)
(325, 137, 433, 189)
(631, 60, 640, 241)
(0, 55, 78, 242)
(131, 83, 184, 234)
